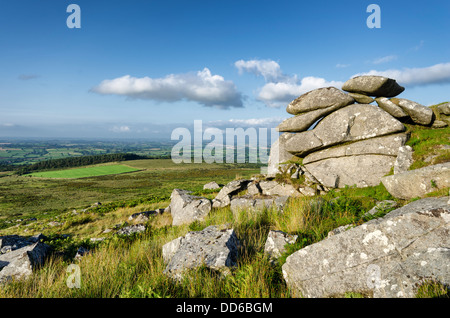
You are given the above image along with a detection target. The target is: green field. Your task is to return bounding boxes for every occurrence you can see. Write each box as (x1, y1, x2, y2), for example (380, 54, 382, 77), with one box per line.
(28, 164, 140, 179)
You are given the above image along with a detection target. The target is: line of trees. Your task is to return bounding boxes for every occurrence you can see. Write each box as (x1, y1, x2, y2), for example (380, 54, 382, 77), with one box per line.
(16, 153, 148, 175)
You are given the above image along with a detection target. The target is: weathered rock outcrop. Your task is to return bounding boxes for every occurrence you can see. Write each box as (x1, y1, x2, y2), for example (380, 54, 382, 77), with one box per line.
(267, 75, 444, 190)
(375, 97, 408, 118)
(267, 133, 294, 177)
(162, 225, 239, 279)
(285, 104, 405, 157)
(391, 98, 434, 126)
(286, 87, 354, 115)
(305, 155, 397, 188)
(342, 76, 405, 97)
(282, 197, 450, 298)
(168, 189, 212, 226)
(381, 162, 450, 200)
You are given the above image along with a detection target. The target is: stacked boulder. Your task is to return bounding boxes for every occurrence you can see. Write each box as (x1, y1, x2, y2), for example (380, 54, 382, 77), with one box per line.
(271, 75, 446, 189)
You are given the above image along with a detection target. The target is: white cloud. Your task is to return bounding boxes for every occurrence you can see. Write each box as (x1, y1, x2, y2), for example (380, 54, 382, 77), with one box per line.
(355, 62, 450, 86)
(111, 125, 131, 133)
(258, 76, 344, 108)
(336, 63, 350, 68)
(372, 55, 397, 64)
(234, 59, 284, 82)
(1, 123, 16, 127)
(92, 68, 243, 109)
(236, 59, 344, 108)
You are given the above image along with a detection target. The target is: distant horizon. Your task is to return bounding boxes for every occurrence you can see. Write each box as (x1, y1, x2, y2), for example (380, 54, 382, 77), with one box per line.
(1, 0, 450, 139)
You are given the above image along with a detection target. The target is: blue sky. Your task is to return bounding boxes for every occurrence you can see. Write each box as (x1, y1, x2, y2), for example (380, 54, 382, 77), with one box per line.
(1, 0, 449, 139)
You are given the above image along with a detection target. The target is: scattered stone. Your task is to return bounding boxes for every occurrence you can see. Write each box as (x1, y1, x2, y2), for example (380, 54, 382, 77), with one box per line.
(299, 186, 316, 196)
(394, 145, 413, 174)
(264, 230, 298, 262)
(246, 182, 262, 196)
(116, 224, 146, 236)
(74, 246, 91, 260)
(203, 181, 222, 190)
(431, 120, 448, 128)
(286, 87, 355, 115)
(436, 102, 450, 115)
(212, 180, 250, 208)
(282, 197, 450, 298)
(230, 195, 290, 215)
(363, 200, 398, 217)
(342, 76, 405, 97)
(90, 237, 105, 242)
(168, 189, 212, 226)
(128, 211, 159, 222)
(391, 98, 434, 126)
(48, 221, 63, 227)
(258, 180, 302, 197)
(162, 225, 239, 279)
(381, 162, 450, 199)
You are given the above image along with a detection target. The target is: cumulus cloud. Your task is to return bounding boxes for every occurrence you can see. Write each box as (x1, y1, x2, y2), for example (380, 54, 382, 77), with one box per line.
(235, 59, 343, 108)
(258, 77, 344, 107)
(234, 59, 284, 82)
(355, 62, 450, 86)
(92, 68, 243, 109)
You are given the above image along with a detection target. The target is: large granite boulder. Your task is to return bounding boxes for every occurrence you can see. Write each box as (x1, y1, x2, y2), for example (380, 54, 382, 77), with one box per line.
(0, 242, 51, 284)
(286, 87, 354, 115)
(285, 104, 405, 157)
(0, 233, 46, 254)
(168, 189, 212, 226)
(282, 197, 450, 298)
(162, 225, 239, 279)
(391, 98, 434, 126)
(267, 133, 294, 177)
(342, 76, 405, 97)
(302, 133, 407, 164)
(301, 133, 407, 188)
(304, 155, 397, 188)
(278, 103, 347, 133)
(381, 162, 450, 200)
